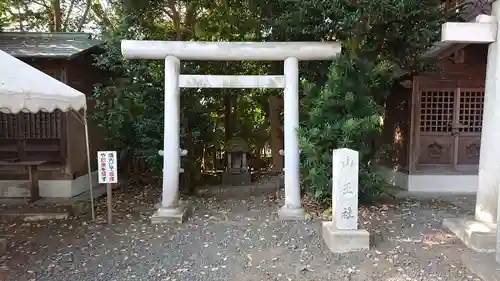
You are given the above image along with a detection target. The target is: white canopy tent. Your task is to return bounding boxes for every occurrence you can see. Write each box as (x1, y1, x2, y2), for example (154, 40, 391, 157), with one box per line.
(0, 49, 95, 218)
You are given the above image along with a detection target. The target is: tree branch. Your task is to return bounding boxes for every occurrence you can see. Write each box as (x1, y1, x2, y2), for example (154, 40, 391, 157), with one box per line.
(90, 0, 112, 28)
(62, 0, 77, 31)
(77, 0, 92, 32)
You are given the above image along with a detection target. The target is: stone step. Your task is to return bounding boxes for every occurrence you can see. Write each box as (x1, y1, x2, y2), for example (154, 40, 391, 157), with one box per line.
(0, 182, 120, 221)
(221, 172, 252, 186)
(0, 206, 71, 221)
(196, 182, 280, 199)
(8, 212, 69, 221)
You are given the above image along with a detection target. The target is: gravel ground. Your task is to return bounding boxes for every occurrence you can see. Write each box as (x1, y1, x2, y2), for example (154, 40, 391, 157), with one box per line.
(0, 184, 481, 281)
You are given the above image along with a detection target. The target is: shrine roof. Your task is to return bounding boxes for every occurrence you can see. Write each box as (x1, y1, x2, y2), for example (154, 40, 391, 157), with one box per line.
(0, 32, 101, 59)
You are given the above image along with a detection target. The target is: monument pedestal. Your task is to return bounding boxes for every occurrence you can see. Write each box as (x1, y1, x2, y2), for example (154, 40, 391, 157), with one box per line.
(442, 217, 496, 252)
(151, 201, 192, 224)
(322, 222, 369, 253)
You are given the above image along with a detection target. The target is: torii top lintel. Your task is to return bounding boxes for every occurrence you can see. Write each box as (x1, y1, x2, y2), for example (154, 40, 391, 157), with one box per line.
(441, 1, 499, 44)
(121, 40, 342, 61)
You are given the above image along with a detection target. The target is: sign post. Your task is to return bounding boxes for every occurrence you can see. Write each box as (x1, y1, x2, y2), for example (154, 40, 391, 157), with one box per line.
(98, 151, 118, 224)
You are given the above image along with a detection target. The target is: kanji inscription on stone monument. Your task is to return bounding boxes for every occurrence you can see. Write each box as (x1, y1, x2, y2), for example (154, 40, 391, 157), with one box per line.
(331, 148, 359, 230)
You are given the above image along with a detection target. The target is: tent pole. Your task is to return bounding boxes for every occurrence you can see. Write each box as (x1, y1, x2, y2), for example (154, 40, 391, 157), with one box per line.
(83, 109, 96, 220)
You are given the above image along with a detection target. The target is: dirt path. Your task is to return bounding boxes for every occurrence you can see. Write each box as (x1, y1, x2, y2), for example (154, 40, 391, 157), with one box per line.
(0, 186, 481, 281)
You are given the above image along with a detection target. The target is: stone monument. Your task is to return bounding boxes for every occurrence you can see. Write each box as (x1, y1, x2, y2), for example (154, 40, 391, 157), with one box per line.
(222, 137, 252, 185)
(322, 148, 370, 253)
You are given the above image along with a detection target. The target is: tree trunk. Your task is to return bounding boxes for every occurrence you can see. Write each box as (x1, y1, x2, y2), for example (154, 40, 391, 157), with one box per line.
(51, 0, 62, 31)
(167, 0, 182, 40)
(268, 96, 283, 172)
(91, 0, 112, 28)
(17, 4, 24, 31)
(180, 113, 200, 195)
(224, 91, 234, 142)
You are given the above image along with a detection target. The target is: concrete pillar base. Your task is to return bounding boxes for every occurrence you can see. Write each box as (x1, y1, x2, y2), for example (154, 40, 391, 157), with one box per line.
(151, 202, 192, 224)
(322, 222, 370, 253)
(278, 205, 306, 220)
(460, 252, 500, 281)
(442, 217, 497, 252)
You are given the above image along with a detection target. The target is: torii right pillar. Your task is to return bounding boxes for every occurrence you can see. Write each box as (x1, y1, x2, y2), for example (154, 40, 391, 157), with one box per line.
(441, 1, 500, 254)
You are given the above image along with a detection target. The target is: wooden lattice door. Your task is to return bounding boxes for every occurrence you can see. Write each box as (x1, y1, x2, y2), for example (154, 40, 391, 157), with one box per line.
(418, 89, 455, 166)
(455, 89, 483, 165)
(417, 88, 484, 168)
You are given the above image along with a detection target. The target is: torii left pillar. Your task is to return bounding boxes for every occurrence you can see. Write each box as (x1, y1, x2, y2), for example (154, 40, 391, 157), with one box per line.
(440, 2, 500, 253)
(121, 41, 341, 223)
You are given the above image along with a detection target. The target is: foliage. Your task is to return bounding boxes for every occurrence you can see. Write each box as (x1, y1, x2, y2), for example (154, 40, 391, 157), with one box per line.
(259, 0, 443, 203)
(1, 0, 443, 203)
(0, 0, 109, 32)
(91, 22, 162, 171)
(90, 1, 271, 186)
(299, 53, 392, 203)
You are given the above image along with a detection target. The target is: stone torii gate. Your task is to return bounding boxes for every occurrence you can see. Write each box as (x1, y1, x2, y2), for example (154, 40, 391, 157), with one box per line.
(441, 1, 500, 254)
(121, 41, 341, 222)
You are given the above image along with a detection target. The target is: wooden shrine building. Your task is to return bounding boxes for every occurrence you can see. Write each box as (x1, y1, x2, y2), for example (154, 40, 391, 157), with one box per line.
(0, 32, 106, 198)
(379, 0, 491, 193)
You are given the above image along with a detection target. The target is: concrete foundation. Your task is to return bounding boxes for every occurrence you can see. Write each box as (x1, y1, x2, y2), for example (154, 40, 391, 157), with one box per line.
(0, 171, 99, 198)
(378, 165, 478, 194)
(151, 202, 192, 224)
(322, 221, 370, 253)
(278, 205, 306, 220)
(196, 183, 278, 199)
(461, 252, 500, 281)
(0, 183, 113, 221)
(221, 172, 251, 186)
(442, 217, 496, 252)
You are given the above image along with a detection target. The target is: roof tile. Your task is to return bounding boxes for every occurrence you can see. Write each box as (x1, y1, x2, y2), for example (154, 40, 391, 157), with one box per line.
(0, 32, 101, 58)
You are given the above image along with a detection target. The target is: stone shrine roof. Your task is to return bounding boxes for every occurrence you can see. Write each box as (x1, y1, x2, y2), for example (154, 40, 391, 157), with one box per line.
(225, 138, 249, 153)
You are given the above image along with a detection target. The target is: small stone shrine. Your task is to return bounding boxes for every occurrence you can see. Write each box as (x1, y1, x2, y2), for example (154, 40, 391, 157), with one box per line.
(322, 148, 370, 253)
(222, 137, 251, 186)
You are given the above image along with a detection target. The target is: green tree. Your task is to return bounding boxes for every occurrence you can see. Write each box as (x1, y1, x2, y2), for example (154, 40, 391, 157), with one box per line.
(91, 0, 271, 189)
(0, 0, 109, 32)
(257, 0, 443, 203)
(88, 0, 442, 203)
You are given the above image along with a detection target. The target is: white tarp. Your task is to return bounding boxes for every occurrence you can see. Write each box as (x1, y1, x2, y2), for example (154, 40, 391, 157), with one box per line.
(0, 49, 86, 113)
